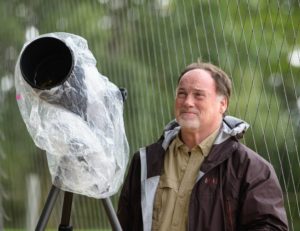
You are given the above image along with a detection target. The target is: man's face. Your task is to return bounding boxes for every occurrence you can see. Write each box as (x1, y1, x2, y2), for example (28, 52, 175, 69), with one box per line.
(175, 69, 227, 132)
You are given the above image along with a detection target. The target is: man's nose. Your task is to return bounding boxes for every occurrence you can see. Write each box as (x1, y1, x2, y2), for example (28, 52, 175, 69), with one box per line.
(183, 94, 194, 107)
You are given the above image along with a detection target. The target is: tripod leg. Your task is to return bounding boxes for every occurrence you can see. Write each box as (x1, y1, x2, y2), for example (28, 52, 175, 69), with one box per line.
(35, 185, 60, 231)
(101, 198, 122, 231)
(59, 191, 73, 231)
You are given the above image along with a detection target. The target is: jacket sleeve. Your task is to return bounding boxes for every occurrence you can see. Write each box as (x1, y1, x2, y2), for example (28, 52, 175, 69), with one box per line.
(117, 152, 143, 231)
(238, 153, 289, 231)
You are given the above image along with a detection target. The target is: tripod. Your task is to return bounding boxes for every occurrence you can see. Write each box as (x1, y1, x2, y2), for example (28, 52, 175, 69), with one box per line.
(35, 185, 122, 231)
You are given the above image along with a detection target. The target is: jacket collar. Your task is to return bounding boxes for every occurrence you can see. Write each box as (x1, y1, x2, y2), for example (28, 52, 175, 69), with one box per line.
(146, 116, 249, 178)
(162, 115, 249, 148)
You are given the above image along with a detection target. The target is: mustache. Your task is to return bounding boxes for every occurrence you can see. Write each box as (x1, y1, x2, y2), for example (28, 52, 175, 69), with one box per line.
(180, 109, 199, 114)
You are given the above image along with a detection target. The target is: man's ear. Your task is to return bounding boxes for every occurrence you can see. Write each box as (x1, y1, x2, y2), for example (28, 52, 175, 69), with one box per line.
(219, 96, 228, 114)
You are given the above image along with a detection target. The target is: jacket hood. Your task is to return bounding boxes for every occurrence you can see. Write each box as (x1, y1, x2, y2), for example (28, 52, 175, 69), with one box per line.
(161, 116, 250, 150)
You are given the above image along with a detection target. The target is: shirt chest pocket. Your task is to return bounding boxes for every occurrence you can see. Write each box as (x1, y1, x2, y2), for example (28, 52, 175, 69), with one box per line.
(152, 177, 179, 226)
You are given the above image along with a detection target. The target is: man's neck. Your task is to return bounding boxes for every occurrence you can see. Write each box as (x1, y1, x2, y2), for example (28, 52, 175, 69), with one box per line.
(180, 123, 222, 150)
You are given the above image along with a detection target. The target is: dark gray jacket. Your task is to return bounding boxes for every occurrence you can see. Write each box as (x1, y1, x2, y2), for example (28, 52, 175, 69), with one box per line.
(117, 116, 288, 231)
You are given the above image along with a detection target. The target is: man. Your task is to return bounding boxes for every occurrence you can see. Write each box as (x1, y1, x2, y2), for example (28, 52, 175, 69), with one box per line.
(117, 62, 288, 230)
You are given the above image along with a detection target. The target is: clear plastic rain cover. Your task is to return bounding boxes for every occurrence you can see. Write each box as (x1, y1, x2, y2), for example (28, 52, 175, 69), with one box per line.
(14, 32, 129, 198)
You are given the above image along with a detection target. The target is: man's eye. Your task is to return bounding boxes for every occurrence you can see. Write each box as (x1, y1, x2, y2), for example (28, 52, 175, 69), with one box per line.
(195, 93, 205, 98)
(177, 92, 186, 97)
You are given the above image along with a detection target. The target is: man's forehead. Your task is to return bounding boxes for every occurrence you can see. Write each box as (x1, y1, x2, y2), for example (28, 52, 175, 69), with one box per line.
(180, 68, 212, 81)
(180, 68, 211, 80)
(176, 70, 216, 94)
(177, 85, 205, 91)
(178, 71, 214, 86)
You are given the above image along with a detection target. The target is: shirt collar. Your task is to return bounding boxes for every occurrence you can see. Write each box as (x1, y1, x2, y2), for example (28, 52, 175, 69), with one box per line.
(198, 128, 219, 157)
(174, 128, 220, 157)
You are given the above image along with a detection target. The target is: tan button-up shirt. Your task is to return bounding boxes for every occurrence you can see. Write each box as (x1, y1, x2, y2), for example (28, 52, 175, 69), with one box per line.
(152, 129, 219, 231)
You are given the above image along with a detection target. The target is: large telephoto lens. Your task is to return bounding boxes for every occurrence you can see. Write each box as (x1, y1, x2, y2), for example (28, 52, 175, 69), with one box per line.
(20, 37, 74, 90)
